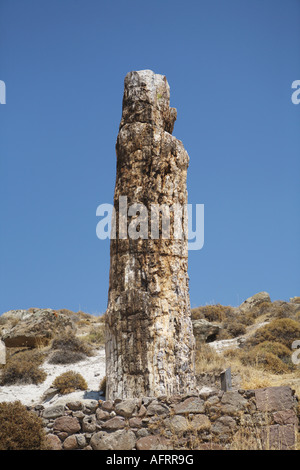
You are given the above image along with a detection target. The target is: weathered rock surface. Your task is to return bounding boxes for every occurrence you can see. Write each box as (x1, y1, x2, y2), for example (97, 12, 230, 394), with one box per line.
(289, 296, 300, 304)
(105, 70, 196, 399)
(192, 319, 221, 343)
(1, 309, 75, 348)
(255, 386, 295, 412)
(90, 429, 136, 451)
(239, 291, 271, 312)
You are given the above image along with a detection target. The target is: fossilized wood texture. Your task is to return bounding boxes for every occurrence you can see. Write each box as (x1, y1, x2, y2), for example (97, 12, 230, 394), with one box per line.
(105, 70, 196, 399)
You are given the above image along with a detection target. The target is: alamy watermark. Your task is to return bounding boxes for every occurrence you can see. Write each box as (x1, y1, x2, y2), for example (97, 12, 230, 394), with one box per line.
(291, 80, 300, 105)
(291, 340, 300, 365)
(0, 80, 6, 104)
(96, 196, 204, 251)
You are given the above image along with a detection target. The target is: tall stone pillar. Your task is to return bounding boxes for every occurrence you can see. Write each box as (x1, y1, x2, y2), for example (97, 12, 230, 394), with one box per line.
(105, 70, 196, 399)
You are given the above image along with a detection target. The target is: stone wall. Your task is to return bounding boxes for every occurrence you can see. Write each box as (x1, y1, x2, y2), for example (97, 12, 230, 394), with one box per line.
(35, 386, 299, 450)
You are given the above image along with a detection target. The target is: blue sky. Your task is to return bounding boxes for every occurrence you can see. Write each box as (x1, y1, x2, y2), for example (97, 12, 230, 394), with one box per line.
(0, 0, 299, 315)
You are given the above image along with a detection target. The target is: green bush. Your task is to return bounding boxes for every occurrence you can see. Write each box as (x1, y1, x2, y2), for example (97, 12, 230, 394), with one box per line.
(1, 350, 47, 385)
(52, 371, 88, 394)
(0, 401, 47, 450)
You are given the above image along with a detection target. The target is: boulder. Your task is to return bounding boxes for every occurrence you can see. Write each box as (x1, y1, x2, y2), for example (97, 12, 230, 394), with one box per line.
(114, 398, 140, 417)
(261, 424, 296, 450)
(1, 308, 75, 347)
(255, 386, 295, 412)
(42, 404, 65, 420)
(90, 429, 136, 450)
(136, 435, 173, 451)
(45, 434, 62, 450)
(53, 416, 81, 435)
(172, 397, 205, 415)
(101, 416, 125, 430)
(192, 319, 221, 343)
(239, 292, 271, 312)
(63, 435, 78, 450)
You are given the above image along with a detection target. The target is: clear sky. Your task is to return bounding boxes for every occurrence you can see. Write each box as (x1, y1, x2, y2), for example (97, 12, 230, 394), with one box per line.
(0, 0, 299, 315)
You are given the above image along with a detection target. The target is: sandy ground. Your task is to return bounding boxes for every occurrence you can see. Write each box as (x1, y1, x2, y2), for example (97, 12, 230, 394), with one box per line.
(0, 348, 106, 407)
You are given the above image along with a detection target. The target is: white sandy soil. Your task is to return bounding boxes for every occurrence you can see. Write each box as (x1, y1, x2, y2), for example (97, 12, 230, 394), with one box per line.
(0, 348, 106, 407)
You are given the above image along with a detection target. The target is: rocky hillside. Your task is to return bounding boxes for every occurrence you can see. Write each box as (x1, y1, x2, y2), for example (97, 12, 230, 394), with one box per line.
(191, 292, 300, 395)
(0, 292, 300, 408)
(0, 309, 106, 407)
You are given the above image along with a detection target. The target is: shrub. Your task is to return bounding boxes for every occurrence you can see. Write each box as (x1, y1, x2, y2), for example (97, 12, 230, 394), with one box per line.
(0, 316, 8, 326)
(192, 304, 234, 323)
(48, 349, 86, 365)
(51, 331, 92, 357)
(249, 301, 298, 321)
(251, 342, 295, 371)
(224, 321, 246, 338)
(195, 343, 227, 374)
(248, 301, 274, 318)
(239, 350, 290, 374)
(52, 371, 88, 394)
(0, 401, 47, 450)
(57, 308, 75, 316)
(84, 325, 105, 346)
(249, 318, 300, 349)
(253, 341, 292, 361)
(99, 376, 106, 395)
(1, 350, 47, 385)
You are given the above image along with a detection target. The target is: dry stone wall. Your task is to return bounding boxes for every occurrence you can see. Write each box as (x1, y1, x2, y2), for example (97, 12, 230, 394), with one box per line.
(37, 386, 299, 450)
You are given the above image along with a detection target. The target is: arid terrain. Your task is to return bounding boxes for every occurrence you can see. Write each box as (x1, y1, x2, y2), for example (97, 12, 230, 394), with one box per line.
(0, 292, 299, 408)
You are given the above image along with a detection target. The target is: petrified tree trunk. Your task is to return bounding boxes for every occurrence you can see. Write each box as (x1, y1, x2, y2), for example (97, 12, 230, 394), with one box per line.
(105, 70, 196, 399)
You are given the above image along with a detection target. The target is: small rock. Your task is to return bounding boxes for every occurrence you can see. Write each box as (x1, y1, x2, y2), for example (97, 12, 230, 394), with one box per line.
(82, 415, 97, 433)
(76, 434, 87, 448)
(63, 435, 78, 450)
(45, 434, 62, 450)
(53, 416, 81, 434)
(211, 416, 237, 435)
(165, 415, 189, 433)
(90, 429, 136, 450)
(66, 401, 82, 411)
(96, 408, 110, 421)
(172, 397, 205, 415)
(101, 400, 114, 412)
(115, 398, 139, 417)
(102, 416, 125, 430)
(146, 401, 170, 416)
(136, 435, 173, 451)
(42, 404, 65, 420)
(129, 417, 143, 428)
(190, 414, 211, 431)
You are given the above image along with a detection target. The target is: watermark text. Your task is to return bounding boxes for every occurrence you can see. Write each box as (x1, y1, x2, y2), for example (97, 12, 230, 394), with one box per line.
(0, 80, 6, 104)
(96, 197, 204, 251)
